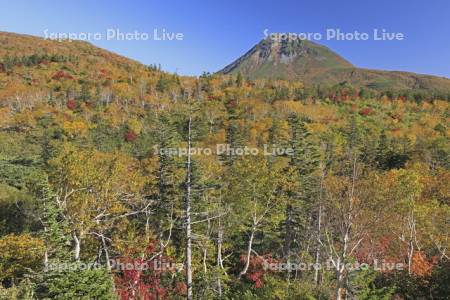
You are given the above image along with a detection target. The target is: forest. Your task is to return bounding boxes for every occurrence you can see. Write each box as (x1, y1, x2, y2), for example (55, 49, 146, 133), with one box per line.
(0, 34, 449, 299)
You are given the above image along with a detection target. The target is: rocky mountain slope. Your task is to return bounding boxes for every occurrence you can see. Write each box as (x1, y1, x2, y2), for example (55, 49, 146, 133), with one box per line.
(218, 37, 450, 94)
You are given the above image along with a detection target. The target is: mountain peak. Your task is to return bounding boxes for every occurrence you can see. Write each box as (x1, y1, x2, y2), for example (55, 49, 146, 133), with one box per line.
(218, 36, 353, 80)
(256, 37, 352, 65)
(218, 36, 450, 94)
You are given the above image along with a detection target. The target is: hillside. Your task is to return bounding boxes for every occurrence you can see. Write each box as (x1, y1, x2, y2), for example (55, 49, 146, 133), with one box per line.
(218, 37, 450, 95)
(0, 31, 449, 300)
(0, 31, 166, 102)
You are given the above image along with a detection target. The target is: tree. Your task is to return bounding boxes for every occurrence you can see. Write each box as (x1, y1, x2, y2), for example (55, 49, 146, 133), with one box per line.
(42, 267, 116, 300)
(236, 73, 243, 88)
(281, 114, 320, 262)
(227, 155, 280, 278)
(0, 234, 45, 286)
(49, 144, 146, 264)
(184, 107, 194, 300)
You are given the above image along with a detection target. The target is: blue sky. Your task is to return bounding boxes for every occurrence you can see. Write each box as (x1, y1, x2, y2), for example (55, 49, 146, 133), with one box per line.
(1, 0, 449, 77)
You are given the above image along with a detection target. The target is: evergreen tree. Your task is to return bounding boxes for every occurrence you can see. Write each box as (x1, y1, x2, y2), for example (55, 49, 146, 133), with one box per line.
(281, 114, 320, 260)
(236, 72, 243, 88)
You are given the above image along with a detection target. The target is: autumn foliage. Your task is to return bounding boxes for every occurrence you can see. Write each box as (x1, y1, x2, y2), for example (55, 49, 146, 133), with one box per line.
(359, 107, 375, 116)
(124, 130, 138, 142)
(0, 31, 448, 299)
(66, 99, 77, 110)
(51, 70, 74, 80)
(114, 243, 186, 300)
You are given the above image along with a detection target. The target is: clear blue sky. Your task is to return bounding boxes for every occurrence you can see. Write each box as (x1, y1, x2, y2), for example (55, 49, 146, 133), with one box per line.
(1, 0, 449, 77)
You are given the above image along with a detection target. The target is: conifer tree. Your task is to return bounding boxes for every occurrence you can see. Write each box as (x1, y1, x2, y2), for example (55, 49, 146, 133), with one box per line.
(281, 114, 320, 261)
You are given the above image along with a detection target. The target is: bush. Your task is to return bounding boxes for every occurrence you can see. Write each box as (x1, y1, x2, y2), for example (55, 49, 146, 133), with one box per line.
(37, 267, 116, 300)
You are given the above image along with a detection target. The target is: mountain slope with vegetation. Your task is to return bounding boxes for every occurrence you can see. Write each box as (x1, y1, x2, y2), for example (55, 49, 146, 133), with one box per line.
(0, 31, 168, 106)
(218, 37, 450, 97)
(0, 31, 449, 299)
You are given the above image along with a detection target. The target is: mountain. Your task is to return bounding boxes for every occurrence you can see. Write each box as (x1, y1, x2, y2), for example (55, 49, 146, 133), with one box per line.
(0, 31, 141, 64)
(0, 31, 150, 76)
(219, 38, 353, 80)
(0, 31, 167, 101)
(218, 37, 450, 94)
(2, 31, 450, 99)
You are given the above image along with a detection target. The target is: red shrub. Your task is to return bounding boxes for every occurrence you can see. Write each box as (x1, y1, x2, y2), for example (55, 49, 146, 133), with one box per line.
(240, 255, 278, 288)
(114, 241, 185, 300)
(66, 99, 77, 110)
(125, 130, 138, 142)
(226, 99, 237, 108)
(411, 252, 438, 277)
(98, 69, 109, 78)
(51, 70, 74, 80)
(359, 107, 375, 116)
(355, 235, 406, 269)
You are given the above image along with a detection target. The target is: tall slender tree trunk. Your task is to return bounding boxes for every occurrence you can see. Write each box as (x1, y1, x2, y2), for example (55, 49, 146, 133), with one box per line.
(239, 225, 256, 278)
(101, 235, 111, 271)
(315, 169, 326, 284)
(44, 250, 49, 272)
(185, 115, 193, 300)
(336, 232, 350, 300)
(407, 215, 415, 275)
(335, 157, 357, 300)
(283, 203, 293, 261)
(217, 223, 225, 270)
(203, 248, 208, 273)
(407, 239, 414, 275)
(314, 204, 322, 284)
(336, 269, 347, 300)
(101, 234, 116, 292)
(73, 233, 81, 262)
(217, 223, 224, 298)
